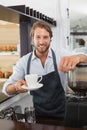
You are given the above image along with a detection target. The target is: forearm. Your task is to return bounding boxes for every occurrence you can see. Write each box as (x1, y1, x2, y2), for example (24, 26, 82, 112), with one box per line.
(6, 83, 17, 95)
(59, 54, 87, 73)
(76, 54, 87, 63)
(6, 80, 28, 95)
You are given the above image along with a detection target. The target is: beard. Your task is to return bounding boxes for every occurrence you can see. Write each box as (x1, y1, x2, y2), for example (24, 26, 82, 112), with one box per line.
(34, 44, 50, 54)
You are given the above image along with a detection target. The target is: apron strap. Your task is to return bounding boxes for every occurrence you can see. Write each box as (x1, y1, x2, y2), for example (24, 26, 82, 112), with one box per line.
(51, 49, 58, 71)
(27, 52, 32, 74)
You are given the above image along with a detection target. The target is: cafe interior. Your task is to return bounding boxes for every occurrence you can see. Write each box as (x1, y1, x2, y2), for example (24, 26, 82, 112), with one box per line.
(0, 0, 87, 130)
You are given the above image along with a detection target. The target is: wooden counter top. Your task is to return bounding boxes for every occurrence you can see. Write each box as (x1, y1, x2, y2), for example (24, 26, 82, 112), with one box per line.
(0, 119, 84, 130)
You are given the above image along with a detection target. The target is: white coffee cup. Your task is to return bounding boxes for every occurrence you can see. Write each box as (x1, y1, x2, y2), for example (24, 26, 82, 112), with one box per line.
(25, 74, 42, 87)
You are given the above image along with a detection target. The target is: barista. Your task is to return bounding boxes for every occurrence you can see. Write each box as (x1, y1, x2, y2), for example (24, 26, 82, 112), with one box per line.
(2, 21, 87, 118)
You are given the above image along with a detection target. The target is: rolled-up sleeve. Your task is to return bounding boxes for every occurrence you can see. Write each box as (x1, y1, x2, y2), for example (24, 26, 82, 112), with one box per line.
(2, 54, 29, 96)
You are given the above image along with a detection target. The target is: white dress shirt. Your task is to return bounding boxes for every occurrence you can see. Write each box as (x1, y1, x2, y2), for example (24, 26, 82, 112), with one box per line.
(2, 48, 80, 96)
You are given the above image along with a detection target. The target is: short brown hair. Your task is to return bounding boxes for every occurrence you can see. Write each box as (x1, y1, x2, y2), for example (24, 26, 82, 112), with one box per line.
(30, 21, 53, 38)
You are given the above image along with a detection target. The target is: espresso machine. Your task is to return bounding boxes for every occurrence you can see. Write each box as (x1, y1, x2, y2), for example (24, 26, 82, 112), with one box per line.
(64, 63, 87, 128)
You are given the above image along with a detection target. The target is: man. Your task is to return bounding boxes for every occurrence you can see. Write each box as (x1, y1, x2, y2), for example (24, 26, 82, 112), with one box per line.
(78, 38, 85, 47)
(2, 21, 87, 118)
(74, 38, 87, 54)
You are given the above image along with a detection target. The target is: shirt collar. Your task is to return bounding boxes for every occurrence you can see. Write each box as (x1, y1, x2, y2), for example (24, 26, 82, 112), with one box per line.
(31, 48, 52, 61)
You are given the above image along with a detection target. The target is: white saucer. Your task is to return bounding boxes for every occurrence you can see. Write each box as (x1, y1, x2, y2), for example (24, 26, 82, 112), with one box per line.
(22, 83, 43, 90)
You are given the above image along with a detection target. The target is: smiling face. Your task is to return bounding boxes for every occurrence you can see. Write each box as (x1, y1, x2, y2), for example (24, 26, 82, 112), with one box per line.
(32, 27, 51, 56)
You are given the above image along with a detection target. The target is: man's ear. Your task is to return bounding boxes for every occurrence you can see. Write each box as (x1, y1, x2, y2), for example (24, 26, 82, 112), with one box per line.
(31, 37, 34, 43)
(31, 37, 34, 40)
(50, 38, 52, 42)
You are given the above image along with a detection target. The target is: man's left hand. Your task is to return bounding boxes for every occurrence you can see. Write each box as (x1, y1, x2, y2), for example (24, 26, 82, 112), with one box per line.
(59, 55, 80, 73)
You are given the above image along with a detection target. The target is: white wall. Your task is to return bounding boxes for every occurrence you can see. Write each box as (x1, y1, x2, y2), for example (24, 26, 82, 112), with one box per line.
(0, 0, 70, 51)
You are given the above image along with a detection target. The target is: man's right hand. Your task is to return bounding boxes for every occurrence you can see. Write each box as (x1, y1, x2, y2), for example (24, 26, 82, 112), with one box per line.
(6, 80, 28, 95)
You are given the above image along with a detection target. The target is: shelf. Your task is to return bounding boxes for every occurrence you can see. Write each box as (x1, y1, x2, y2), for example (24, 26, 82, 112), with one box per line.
(7, 5, 56, 26)
(0, 5, 36, 24)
